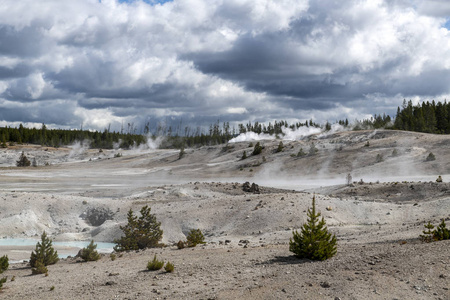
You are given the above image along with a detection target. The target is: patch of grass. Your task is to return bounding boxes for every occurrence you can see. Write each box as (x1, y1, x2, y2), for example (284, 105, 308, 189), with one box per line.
(147, 255, 164, 271)
(164, 261, 174, 273)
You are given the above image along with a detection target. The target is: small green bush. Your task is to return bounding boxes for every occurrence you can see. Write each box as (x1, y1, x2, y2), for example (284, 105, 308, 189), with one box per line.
(147, 255, 164, 271)
(252, 142, 262, 155)
(297, 148, 306, 157)
(433, 219, 450, 241)
(420, 221, 435, 243)
(177, 240, 185, 249)
(179, 147, 186, 159)
(241, 151, 247, 160)
(186, 229, 205, 247)
(0, 277, 6, 290)
(308, 144, 318, 156)
(79, 240, 100, 262)
(50, 286, 55, 291)
(164, 261, 174, 273)
(276, 141, 284, 153)
(110, 253, 116, 261)
(16, 151, 31, 167)
(375, 153, 383, 163)
(426, 152, 436, 161)
(0, 255, 8, 274)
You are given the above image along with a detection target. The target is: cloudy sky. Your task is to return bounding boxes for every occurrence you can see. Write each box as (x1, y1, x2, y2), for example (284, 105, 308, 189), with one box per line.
(1, 0, 450, 132)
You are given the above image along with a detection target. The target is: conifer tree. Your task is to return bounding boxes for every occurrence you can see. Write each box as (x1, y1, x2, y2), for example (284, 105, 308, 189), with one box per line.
(420, 221, 435, 243)
(79, 240, 100, 262)
(433, 219, 450, 241)
(114, 206, 163, 251)
(30, 231, 59, 267)
(16, 151, 31, 167)
(289, 195, 337, 261)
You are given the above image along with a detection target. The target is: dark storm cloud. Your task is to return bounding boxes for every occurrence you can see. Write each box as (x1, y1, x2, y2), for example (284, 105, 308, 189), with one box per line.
(0, 0, 450, 131)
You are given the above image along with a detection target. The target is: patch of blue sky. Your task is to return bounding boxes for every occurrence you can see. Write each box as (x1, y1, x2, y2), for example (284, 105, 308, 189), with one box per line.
(443, 18, 450, 30)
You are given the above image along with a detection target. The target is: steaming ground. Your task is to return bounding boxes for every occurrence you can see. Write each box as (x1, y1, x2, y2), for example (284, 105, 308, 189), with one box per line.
(1, 129, 450, 299)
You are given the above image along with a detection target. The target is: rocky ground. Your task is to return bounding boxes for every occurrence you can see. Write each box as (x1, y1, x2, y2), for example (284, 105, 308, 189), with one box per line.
(0, 129, 449, 299)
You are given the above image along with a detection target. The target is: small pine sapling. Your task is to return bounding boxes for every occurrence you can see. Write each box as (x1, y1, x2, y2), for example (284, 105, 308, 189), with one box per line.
(0, 277, 7, 290)
(252, 142, 263, 155)
(420, 221, 435, 243)
(186, 229, 205, 247)
(433, 219, 450, 241)
(289, 195, 337, 261)
(426, 152, 436, 161)
(79, 240, 100, 262)
(165, 261, 174, 273)
(0, 255, 8, 274)
(276, 141, 284, 153)
(30, 231, 59, 268)
(241, 151, 247, 160)
(297, 148, 306, 157)
(147, 255, 164, 271)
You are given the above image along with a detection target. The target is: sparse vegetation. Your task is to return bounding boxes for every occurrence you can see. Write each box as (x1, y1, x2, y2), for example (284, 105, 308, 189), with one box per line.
(375, 153, 383, 163)
(252, 142, 263, 155)
(114, 206, 163, 251)
(241, 151, 247, 160)
(165, 261, 174, 273)
(289, 195, 337, 261)
(16, 151, 31, 167)
(79, 240, 100, 262)
(297, 148, 306, 157)
(177, 240, 185, 249)
(0, 255, 8, 274)
(50, 286, 55, 291)
(420, 219, 450, 242)
(392, 148, 398, 156)
(0, 277, 7, 290)
(436, 175, 443, 183)
(30, 231, 59, 268)
(110, 253, 116, 261)
(31, 260, 48, 275)
(426, 152, 436, 161)
(276, 141, 284, 153)
(186, 229, 205, 247)
(114, 152, 122, 158)
(308, 144, 318, 156)
(364, 141, 370, 147)
(178, 147, 186, 159)
(147, 255, 164, 271)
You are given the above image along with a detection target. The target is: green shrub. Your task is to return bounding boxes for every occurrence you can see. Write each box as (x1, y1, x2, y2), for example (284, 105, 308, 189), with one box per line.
(426, 152, 436, 161)
(31, 260, 48, 275)
(177, 240, 185, 249)
(30, 231, 59, 268)
(0, 255, 8, 274)
(241, 151, 247, 160)
(420, 221, 435, 243)
(79, 240, 100, 262)
(289, 195, 337, 261)
(186, 229, 205, 247)
(420, 219, 450, 242)
(147, 255, 164, 271)
(433, 219, 450, 241)
(110, 253, 116, 261)
(164, 261, 174, 273)
(297, 148, 306, 157)
(16, 151, 31, 167)
(0, 277, 6, 290)
(114, 206, 163, 251)
(276, 141, 284, 153)
(252, 142, 262, 155)
(178, 147, 185, 160)
(50, 286, 55, 291)
(375, 153, 383, 163)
